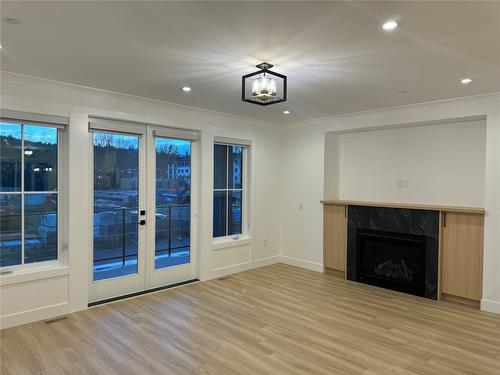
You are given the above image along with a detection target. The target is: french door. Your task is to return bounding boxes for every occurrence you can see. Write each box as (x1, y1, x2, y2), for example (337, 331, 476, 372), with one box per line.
(89, 121, 196, 303)
(146, 129, 197, 289)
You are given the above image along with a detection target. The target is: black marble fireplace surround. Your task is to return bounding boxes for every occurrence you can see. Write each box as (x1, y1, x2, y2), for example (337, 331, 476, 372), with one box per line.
(347, 206, 439, 300)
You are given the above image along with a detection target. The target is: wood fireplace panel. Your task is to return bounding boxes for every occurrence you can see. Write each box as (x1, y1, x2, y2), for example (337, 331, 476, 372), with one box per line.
(441, 212, 484, 301)
(323, 204, 347, 272)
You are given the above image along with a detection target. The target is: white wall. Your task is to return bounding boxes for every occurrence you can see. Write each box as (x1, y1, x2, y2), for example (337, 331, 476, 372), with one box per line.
(0, 72, 282, 328)
(280, 93, 500, 314)
(325, 120, 487, 207)
(1, 71, 500, 328)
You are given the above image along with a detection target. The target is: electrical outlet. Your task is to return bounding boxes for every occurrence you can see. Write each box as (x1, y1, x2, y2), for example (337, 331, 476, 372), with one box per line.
(264, 239, 268, 246)
(299, 203, 304, 210)
(397, 179, 404, 188)
(403, 180, 410, 188)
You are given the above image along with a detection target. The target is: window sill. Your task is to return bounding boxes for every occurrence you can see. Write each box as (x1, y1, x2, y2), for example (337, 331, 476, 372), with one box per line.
(0, 262, 69, 286)
(212, 237, 252, 250)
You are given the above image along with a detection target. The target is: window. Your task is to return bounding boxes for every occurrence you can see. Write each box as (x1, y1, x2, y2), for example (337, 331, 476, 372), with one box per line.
(0, 122, 60, 267)
(213, 143, 246, 238)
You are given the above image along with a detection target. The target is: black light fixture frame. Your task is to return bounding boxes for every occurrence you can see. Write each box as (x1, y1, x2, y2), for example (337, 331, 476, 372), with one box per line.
(242, 62, 287, 106)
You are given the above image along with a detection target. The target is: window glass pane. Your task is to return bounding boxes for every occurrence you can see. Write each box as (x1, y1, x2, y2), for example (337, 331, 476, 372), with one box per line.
(155, 138, 191, 269)
(213, 191, 227, 237)
(0, 194, 22, 266)
(24, 126, 58, 192)
(228, 190, 242, 236)
(24, 193, 57, 264)
(229, 146, 243, 189)
(214, 144, 228, 189)
(93, 133, 139, 280)
(0, 123, 22, 192)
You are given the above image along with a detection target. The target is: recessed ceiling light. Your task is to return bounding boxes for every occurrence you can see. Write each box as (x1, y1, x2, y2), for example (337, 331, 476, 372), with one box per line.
(382, 20, 398, 30)
(181, 86, 191, 93)
(283, 110, 291, 115)
(4, 18, 22, 25)
(460, 78, 472, 85)
(397, 90, 408, 94)
(0, 44, 2, 49)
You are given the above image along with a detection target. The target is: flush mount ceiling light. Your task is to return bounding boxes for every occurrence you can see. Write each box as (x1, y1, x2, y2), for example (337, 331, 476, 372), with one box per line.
(283, 110, 291, 115)
(181, 86, 192, 93)
(242, 62, 287, 106)
(460, 78, 472, 85)
(382, 20, 398, 30)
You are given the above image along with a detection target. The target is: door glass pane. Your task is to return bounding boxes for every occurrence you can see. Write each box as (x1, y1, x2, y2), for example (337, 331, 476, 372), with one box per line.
(24, 193, 57, 263)
(0, 194, 22, 266)
(213, 191, 227, 238)
(93, 132, 139, 281)
(214, 144, 227, 189)
(24, 125, 58, 192)
(228, 190, 242, 235)
(0, 123, 22, 192)
(229, 146, 243, 189)
(155, 138, 191, 269)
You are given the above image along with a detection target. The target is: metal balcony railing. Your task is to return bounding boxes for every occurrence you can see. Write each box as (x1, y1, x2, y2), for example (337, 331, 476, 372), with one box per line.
(93, 203, 190, 268)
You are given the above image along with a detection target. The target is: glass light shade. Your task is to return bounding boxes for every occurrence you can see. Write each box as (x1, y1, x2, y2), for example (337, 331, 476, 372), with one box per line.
(252, 79, 260, 96)
(269, 79, 277, 96)
(251, 76, 277, 101)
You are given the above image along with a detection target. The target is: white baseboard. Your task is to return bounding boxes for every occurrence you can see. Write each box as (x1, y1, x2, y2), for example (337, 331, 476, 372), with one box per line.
(481, 299, 500, 315)
(209, 255, 281, 280)
(1, 302, 69, 330)
(254, 255, 282, 267)
(279, 255, 324, 273)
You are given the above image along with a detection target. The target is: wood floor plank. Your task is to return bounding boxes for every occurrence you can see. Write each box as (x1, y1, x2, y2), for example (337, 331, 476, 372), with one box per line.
(2, 263, 500, 374)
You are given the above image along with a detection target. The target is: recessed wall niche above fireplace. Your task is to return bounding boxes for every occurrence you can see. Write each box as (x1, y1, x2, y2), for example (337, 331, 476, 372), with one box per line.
(347, 206, 440, 300)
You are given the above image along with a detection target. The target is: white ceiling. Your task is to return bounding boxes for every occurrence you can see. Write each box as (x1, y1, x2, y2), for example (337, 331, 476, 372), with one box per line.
(1, 1, 499, 123)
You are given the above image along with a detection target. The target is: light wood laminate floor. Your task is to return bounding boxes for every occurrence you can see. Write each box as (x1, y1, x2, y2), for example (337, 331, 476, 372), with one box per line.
(2, 264, 500, 374)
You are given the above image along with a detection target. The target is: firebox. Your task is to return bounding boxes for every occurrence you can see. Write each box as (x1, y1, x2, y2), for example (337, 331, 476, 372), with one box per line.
(356, 229, 427, 297)
(347, 206, 439, 299)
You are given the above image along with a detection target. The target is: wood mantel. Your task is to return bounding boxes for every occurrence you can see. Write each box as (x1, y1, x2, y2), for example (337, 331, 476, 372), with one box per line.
(321, 199, 485, 215)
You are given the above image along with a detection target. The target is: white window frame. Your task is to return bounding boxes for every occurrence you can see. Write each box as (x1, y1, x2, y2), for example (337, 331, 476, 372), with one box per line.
(0, 119, 66, 271)
(212, 138, 250, 242)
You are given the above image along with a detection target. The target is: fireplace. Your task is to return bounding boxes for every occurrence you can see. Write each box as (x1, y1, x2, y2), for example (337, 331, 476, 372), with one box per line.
(356, 229, 427, 297)
(347, 206, 439, 300)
